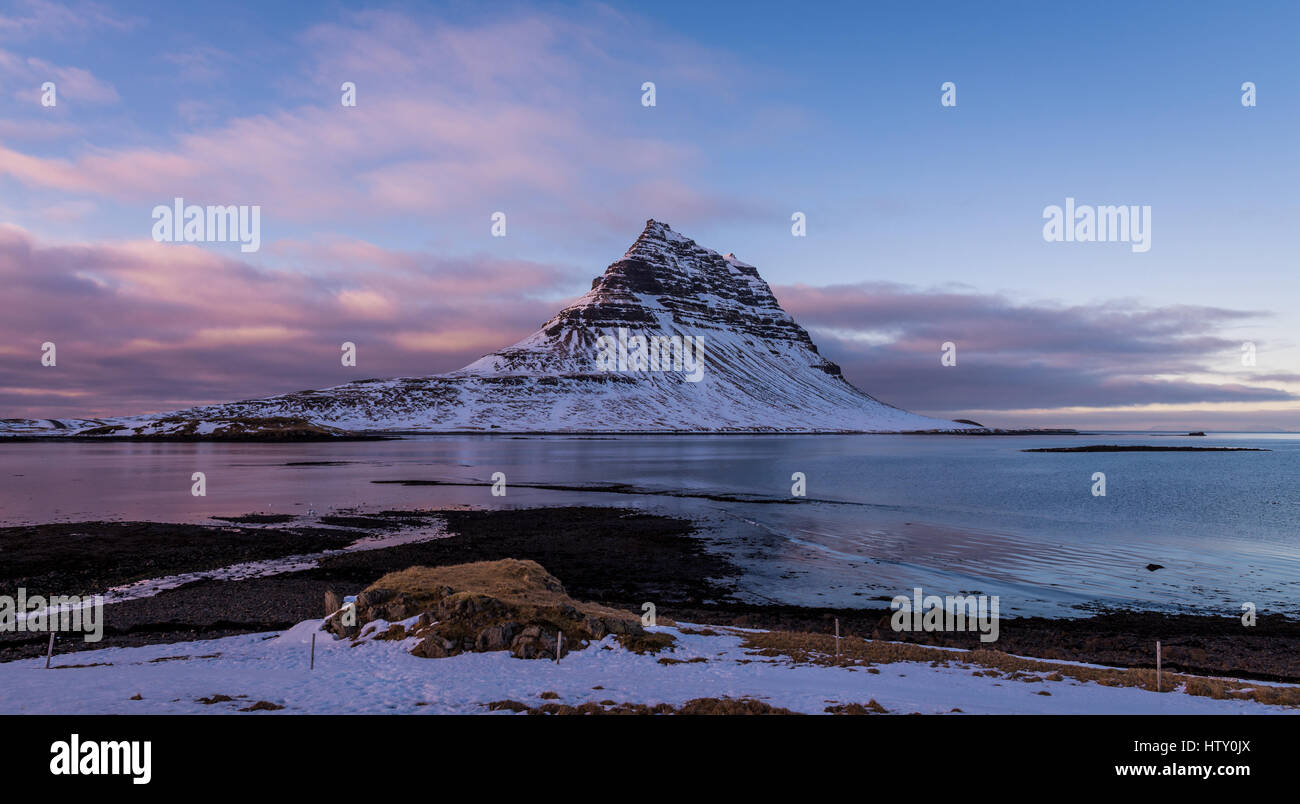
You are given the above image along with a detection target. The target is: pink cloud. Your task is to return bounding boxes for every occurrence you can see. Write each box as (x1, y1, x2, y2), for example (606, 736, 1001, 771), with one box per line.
(0, 225, 574, 417)
(0, 10, 769, 230)
(23, 56, 118, 101)
(0, 0, 141, 40)
(0, 47, 119, 104)
(0, 117, 77, 140)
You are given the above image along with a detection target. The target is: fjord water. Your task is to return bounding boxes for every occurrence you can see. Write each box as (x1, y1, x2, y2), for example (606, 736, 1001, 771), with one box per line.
(2, 432, 1297, 618)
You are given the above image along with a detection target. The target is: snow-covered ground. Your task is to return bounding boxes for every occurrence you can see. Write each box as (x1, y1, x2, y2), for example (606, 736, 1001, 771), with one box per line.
(1, 620, 1292, 715)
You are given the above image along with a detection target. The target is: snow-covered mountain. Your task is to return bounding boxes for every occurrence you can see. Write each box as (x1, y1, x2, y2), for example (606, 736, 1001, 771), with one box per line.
(3, 221, 976, 436)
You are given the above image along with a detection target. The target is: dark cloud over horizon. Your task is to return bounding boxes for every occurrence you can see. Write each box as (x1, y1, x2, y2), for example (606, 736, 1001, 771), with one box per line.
(773, 282, 1298, 425)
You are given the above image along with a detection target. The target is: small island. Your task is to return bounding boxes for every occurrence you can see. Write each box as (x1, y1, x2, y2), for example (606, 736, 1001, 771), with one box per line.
(1023, 445, 1268, 453)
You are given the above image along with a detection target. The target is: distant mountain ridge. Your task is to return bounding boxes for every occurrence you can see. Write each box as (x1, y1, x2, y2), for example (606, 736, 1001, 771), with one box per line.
(2, 220, 976, 437)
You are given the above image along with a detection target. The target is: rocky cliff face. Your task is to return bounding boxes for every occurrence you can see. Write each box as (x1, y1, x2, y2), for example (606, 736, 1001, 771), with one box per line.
(4, 220, 975, 436)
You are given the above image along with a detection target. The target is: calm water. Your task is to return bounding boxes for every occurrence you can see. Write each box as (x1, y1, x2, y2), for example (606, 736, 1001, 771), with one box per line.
(3, 432, 1298, 618)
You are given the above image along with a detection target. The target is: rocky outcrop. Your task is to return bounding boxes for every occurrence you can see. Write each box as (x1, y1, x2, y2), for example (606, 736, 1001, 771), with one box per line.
(323, 559, 667, 660)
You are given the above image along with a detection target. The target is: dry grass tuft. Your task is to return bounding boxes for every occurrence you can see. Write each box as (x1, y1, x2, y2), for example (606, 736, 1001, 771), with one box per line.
(483, 697, 796, 715)
(239, 700, 285, 712)
(676, 697, 797, 715)
(196, 694, 236, 705)
(825, 700, 888, 715)
(615, 631, 677, 655)
(742, 630, 1300, 708)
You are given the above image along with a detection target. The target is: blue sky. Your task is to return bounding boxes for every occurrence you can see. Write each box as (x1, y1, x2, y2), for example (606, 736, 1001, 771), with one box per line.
(2, 0, 1298, 429)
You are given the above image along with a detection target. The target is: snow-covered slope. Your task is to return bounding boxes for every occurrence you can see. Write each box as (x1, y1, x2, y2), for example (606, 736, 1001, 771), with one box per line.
(4, 221, 975, 436)
(1, 619, 1289, 715)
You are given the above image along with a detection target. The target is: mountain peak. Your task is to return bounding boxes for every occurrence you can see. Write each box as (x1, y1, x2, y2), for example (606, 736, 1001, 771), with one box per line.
(5, 220, 977, 436)
(619, 219, 760, 280)
(556, 220, 803, 350)
(624, 218, 695, 259)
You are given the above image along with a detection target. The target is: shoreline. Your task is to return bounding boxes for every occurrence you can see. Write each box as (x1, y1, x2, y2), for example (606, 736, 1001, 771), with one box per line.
(0, 427, 1080, 442)
(2, 506, 1296, 683)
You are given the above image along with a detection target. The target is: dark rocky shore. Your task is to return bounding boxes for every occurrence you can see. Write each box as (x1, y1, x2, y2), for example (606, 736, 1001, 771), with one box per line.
(2, 506, 1297, 683)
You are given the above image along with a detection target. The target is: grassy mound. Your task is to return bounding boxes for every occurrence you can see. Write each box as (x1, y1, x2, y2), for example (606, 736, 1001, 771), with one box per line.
(325, 558, 673, 660)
